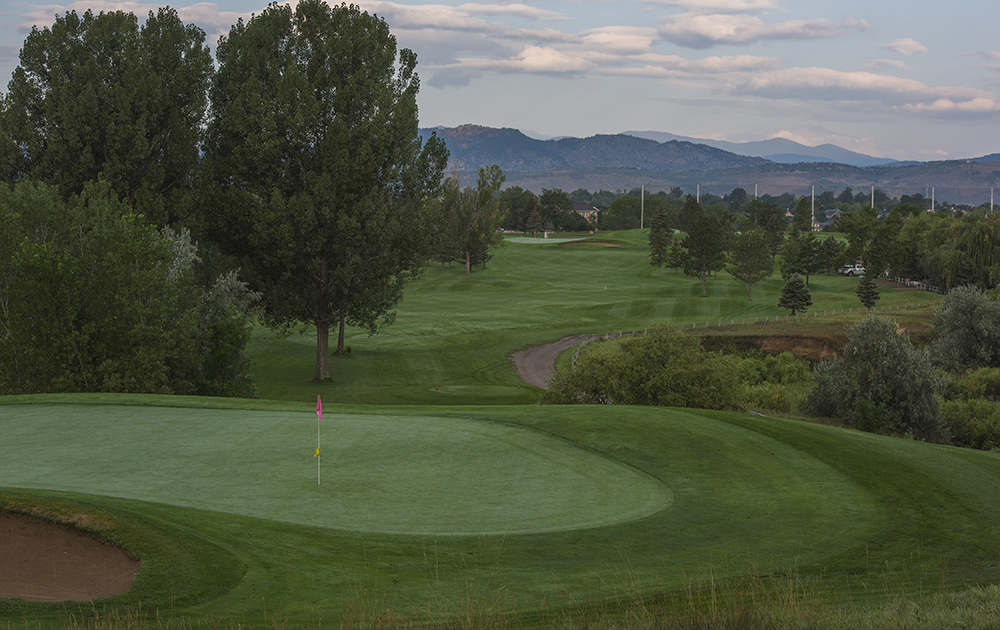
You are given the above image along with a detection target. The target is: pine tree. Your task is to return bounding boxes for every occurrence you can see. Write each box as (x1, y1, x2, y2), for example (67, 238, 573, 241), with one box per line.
(778, 273, 812, 315)
(856, 276, 880, 309)
(727, 228, 773, 300)
(648, 208, 671, 276)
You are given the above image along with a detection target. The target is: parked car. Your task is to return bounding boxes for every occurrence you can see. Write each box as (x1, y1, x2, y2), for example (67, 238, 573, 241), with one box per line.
(839, 263, 865, 277)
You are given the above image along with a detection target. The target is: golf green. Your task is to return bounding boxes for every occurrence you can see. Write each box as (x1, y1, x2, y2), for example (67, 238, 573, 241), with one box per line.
(0, 404, 672, 535)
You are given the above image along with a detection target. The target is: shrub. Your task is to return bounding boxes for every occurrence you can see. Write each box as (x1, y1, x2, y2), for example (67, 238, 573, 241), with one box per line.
(543, 323, 746, 409)
(940, 367, 1000, 450)
(806, 314, 948, 443)
(930, 285, 1000, 370)
(543, 326, 811, 412)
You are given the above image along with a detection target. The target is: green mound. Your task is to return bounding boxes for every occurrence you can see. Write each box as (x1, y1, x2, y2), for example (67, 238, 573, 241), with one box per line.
(0, 405, 671, 535)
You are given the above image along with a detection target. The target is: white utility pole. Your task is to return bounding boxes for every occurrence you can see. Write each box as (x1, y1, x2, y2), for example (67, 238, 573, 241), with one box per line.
(811, 186, 815, 228)
(871, 185, 874, 209)
(640, 185, 644, 229)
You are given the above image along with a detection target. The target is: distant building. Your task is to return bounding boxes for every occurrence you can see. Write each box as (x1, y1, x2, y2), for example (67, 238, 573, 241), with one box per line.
(572, 201, 599, 222)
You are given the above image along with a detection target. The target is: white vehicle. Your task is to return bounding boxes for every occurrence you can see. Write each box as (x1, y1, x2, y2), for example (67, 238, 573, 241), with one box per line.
(839, 263, 865, 277)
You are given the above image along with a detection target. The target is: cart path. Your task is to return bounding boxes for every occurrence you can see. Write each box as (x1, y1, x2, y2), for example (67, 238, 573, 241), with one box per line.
(511, 335, 590, 389)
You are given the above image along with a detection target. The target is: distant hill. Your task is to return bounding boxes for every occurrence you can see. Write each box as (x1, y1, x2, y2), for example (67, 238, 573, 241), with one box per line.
(419, 125, 999, 205)
(623, 130, 898, 168)
(419, 125, 770, 174)
(501, 161, 1000, 206)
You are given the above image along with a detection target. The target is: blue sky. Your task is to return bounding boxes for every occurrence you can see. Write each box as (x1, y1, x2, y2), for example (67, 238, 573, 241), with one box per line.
(2, 0, 998, 160)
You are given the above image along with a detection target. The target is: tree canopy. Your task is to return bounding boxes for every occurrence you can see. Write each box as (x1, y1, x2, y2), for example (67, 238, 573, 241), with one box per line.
(2, 8, 212, 226)
(727, 228, 773, 300)
(0, 181, 257, 396)
(204, 0, 447, 380)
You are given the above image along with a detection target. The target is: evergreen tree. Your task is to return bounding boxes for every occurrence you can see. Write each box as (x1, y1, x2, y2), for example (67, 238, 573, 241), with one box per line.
(821, 235, 845, 274)
(727, 228, 773, 300)
(667, 237, 685, 273)
(683, 213, 726, 297)
(676, 195, 702, 233)
(524, 200, 544, 235)
(778, 273, 812, 315)
(793, 197, 813, 233)
(856, 276, 880, 309)
(648, 208, 672, 276)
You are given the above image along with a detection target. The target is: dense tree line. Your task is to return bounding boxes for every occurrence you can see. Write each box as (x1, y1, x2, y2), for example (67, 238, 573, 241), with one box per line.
(0, 181, 258, 396)
(0, 0, 447, 386)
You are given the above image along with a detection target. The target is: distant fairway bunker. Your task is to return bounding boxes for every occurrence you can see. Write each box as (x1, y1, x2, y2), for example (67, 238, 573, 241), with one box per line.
(0, 405, 672, 536)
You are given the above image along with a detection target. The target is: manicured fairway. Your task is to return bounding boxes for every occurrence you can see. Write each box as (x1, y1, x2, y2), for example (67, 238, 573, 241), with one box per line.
(251, 230, 941, 404)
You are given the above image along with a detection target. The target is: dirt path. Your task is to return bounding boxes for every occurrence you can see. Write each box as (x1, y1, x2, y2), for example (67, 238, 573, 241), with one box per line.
(0, 512, 138, 602)
(511, 335, 590, 389)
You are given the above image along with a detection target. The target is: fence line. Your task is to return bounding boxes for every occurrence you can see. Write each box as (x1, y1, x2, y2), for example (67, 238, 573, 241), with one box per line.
(571, 297, 946, 367)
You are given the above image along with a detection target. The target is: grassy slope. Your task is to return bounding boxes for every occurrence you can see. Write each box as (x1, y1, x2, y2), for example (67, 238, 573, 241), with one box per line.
(250, 231, 938, 405)
(3, 400, 1000, 628)
(2, 229, 978, 628)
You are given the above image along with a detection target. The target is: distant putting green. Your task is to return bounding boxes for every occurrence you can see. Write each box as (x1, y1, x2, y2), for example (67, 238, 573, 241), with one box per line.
(503, 236, 584, 244)
(0, 404, 671, 535)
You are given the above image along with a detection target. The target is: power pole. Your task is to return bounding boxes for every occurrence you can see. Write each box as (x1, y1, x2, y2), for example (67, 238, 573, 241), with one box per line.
(641, 184, 644, 229)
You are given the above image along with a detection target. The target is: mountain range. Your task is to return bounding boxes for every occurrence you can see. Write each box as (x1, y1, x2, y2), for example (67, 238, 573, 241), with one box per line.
(418, 125, 1000, 206)
(622, 130, 900, 168)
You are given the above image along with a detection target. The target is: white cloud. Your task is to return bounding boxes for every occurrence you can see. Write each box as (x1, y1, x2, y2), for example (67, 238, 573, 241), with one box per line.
(631, 53, 781, 73)
(659, 13, 868, 49)
(878, 38, 927, 56)
(978, 50, 1000, 61)
(730, 66, 1000, 115)
(579, 26, 659, 53)
(457, 2, 566, 21)
(644, 0, 781, 15)
(864, 58, 909, 72)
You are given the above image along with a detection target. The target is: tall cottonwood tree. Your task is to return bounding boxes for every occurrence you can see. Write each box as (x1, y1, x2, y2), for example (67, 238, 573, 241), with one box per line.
(2, 8, 212, 225)
(443, 165, 506, 276)
(205, 0, 447, 380)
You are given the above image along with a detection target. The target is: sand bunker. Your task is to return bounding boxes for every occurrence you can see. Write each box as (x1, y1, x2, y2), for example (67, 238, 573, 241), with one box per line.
(0, 512, 139, 602)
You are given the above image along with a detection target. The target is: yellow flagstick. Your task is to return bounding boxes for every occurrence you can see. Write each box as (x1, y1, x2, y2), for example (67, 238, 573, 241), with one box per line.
(316, 395, 323, 486)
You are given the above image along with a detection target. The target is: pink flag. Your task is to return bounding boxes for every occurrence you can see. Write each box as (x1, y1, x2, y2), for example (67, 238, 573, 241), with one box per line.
(316, 395, 322, 421)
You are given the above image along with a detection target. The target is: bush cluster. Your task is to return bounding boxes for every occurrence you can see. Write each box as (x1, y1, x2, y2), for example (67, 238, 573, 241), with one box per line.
(541, 323, 810, 412)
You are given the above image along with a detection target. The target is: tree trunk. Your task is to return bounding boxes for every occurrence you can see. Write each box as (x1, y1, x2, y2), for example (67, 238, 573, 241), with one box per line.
(465, 248, 471, 276)
(315, 256, 330, 380)
(316, 318, 330, 380)
(701, 270, 707, 297)
(337, 314, 346, 354)
(748, 283, 753, 301)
